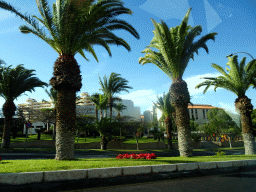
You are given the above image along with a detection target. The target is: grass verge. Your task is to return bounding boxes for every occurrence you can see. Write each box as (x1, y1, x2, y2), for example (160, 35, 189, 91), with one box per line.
(0, 155, 255, 174)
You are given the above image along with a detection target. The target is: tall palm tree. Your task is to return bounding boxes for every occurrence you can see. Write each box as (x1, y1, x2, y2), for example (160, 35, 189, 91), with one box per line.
(153, 92, 176, 150)
(0, 0, 139, 160)
(99, 72, 132, 119)
(138, 8, 217, 157)
(45, 87, 58, 140)
(113, 102, 127, 136)
(195, 54, 256, 155)
(0, 63, 47, 148)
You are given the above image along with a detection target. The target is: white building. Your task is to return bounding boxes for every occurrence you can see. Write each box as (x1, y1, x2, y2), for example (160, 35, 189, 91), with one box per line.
(19, 93, 141, 134)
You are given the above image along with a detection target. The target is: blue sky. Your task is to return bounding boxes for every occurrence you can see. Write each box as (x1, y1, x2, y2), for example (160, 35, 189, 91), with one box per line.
(0, 0, 256, 121)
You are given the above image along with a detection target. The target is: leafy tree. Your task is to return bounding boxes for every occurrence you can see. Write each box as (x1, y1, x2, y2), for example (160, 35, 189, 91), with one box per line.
(0, 63, 47, 148)
(195, 54, 256, 154)
(139, 8, 217, 157)
(190, 116, 199, 132)
(75, 114, 96, 143)
(32, 108, 55, 140)
(123, 120, 145, 150)
(99, 72, 132, 118)
(0, 0, 139, 160)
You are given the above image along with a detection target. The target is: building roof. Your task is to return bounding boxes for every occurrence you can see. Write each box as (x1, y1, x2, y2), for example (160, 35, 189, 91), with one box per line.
(188, 104, 223, 110)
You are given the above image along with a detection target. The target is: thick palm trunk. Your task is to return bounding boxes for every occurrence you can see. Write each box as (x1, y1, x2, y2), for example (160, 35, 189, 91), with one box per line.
(169, 78, 193, 157)
(100, 136, 108, 150)
(50, 54, 82, 160)
(165, 116, 173, 150)
(1, 115, 12, 148)
(55, 89, 76, 160)
(235, 96, 255, 155)
(1, 101, 16, 149)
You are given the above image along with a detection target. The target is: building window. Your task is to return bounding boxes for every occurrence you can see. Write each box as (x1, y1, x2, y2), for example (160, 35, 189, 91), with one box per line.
(206, 109, 208, 119)
(195, 109, 198, 119)
(203, 109, 205, 119)
(191, 109, 194, 119)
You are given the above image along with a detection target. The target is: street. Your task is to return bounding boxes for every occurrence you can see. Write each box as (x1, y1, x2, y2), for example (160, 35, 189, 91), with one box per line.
(62, 169, 256, 192)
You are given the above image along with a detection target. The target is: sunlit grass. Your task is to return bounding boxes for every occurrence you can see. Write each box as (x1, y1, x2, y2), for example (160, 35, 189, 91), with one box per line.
(0, 155, 255, 174)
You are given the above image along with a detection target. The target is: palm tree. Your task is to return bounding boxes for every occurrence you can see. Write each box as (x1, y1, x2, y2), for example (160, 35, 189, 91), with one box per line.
(45, 87, 57, 141)
(153, 92, 176, 150)
(0, 0, 139, 160)
(138, 8, 217, 157)
(92, 117, 120, 150)
(113, 102, 127, 136)
(99, 72, 132, 119)
(89, 93, 109, 121)
(0, 63, 47, 148)
(195, 54, 256, 155)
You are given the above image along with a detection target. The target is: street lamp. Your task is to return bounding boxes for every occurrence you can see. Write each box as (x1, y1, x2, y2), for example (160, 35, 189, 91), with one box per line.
(226, 52, 254, 60)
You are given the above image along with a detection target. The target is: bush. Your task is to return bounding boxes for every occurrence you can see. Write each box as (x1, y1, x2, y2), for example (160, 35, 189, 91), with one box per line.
(191, 134, 201, 142)
(44, 130, 53, 135)
(215, 149, 225, 156)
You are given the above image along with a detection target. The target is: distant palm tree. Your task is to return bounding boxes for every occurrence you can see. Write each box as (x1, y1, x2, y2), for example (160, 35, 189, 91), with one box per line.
(153, 92, 176, 150)
(113, 102, 127, 136)
(89, 93, 109, 121)
(0, 0, 139, 160)
(139, 8, 217, 157)
(0, 63, 47, 148)
(195, 54, 256, 155)
(45, 87, 57, 141)
(99, 72, 132, 119)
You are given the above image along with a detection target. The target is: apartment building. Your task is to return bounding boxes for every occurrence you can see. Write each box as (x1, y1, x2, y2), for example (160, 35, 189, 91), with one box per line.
(188, 104, 223, 124)
(19, 92, 141, 134)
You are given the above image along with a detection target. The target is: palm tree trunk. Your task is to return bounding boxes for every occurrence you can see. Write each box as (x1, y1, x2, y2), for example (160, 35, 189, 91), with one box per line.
(108, 97, 113, 118)
(235, 96, 255, 155)
(55, 89, 77, 160)
(95, 108, 98, 122)
(1, 115, 12, 148)
(100, 110, 103, 120)
(165, 116, 173, 150)
(101, 136, 108, 150)
(1, 101, 16, 149)
(169, 78, 193, 157)
(52, 108, 56, 141)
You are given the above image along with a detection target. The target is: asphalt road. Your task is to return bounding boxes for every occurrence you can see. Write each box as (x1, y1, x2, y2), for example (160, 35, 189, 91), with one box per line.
(60, 169, 256, 192)
(0, 149, 245, 160)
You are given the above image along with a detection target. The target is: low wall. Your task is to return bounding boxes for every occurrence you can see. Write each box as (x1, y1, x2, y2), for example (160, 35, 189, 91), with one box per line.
(10, 140, 201, 150)
(212, 141, 244, 148)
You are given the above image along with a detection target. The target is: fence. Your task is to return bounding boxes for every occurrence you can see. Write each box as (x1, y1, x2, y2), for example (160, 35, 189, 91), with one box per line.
(171, 135, 243, 142)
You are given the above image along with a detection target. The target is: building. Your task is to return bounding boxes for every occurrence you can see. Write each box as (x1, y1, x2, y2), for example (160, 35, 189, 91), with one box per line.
(188, 104, 223, 125)
(18, 92, 141, 134)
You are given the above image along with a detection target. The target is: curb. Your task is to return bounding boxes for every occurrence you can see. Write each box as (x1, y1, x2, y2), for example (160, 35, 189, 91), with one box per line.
(1, 159, 256, 191)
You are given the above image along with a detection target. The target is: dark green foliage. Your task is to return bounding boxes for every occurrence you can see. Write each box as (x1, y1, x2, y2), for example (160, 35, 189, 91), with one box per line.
(200, 108, 240, 136)
(191, 133, 201, 141)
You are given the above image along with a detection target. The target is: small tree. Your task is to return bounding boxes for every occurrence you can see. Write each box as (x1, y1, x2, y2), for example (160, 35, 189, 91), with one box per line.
(75, 114, 96, 142)
(123, 120, 145, 150)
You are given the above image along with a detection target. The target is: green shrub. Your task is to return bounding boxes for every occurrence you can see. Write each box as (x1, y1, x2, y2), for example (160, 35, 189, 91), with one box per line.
(215, 149, 225, 156)
(191, 134, 201, 141)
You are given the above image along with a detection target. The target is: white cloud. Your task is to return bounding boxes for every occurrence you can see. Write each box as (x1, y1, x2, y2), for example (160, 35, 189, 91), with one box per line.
(185, 73, 222, 95)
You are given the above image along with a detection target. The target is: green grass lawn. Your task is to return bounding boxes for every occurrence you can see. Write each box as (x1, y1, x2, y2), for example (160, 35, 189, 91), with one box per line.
(0, 134, 178, 144)
(0, 154, 255, 174)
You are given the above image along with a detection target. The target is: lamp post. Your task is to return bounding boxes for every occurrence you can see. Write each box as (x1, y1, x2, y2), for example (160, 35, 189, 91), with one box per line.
(226, 52, 254, 60)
